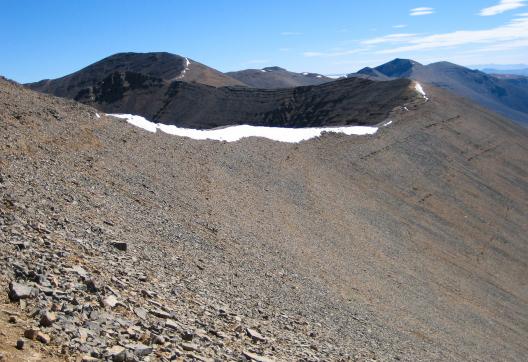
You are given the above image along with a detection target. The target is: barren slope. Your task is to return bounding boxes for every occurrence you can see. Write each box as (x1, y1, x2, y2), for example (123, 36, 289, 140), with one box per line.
(26, 52, 246, 93)
(1, 78, 527, 361)
(226, 67, 332, 89)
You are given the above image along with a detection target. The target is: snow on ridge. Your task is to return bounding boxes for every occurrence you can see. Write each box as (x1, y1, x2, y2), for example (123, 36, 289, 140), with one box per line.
(177, 57, 191, 79)
(110, 114, 383, 143)
(415, 82, 429, 101)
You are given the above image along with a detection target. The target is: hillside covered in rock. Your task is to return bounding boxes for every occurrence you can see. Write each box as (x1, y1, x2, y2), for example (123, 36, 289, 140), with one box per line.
(1, 77, 528, 361)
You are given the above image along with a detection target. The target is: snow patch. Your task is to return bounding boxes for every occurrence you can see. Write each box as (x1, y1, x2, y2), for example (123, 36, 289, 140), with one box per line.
(95, 113, 100, 119)
(415, 82, 429, 101)
(110, 114, 381, 143)
(316, 75, 322, 78)
(302, 72, 309, 75)
(261, 69, 267, 72)
(177, 57, 191, 79)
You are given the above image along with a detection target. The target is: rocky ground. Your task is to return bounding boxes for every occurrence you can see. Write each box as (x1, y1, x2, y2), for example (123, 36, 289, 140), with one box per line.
(1, 77, 527, 361)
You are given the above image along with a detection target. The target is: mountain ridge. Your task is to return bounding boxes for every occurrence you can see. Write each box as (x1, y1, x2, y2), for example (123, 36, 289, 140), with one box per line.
(348, 58, 528, 125)
(1, 76, 527, 361)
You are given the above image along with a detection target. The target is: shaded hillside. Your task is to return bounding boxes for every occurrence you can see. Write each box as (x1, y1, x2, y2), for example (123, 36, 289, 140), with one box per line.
(26, 52, 246, 95)
(226, 66, 332, 88)
(347, 67, 392, 81)
(350, 59, 528, 125)
(28, 67, 419, 128)
(1, 78, 528, 361)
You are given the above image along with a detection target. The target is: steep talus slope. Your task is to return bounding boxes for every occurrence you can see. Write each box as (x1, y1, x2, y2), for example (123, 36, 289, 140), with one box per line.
(357, 59, 528, 125)
(1, 79, 527, 361)
(226, 67, 332, 89)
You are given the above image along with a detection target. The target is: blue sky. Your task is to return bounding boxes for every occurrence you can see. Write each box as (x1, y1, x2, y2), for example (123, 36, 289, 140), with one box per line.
(1, 0, 527, 82)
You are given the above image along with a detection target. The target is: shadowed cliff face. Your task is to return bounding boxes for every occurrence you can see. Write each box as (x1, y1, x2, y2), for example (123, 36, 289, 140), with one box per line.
(1, 78, 527, 361)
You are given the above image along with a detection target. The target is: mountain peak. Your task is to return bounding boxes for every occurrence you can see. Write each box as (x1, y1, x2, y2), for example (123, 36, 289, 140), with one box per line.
(375, 58, 423, 77)
(262, 66, 287, 72)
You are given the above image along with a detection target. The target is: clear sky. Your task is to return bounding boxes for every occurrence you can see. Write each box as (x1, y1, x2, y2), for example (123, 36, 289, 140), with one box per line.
(1, 0, 527, 83)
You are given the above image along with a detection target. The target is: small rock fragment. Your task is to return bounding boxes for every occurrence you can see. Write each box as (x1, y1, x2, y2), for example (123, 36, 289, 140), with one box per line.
(36, 331, 50, 344)
(16, 338, 24, 350)
(181, 330, 194, 341)
(181, 342, 199, 352)
(39, 311, 57, 327)
(81, 356, 99, 362)
(246, 328, 266, 342)
(24, 328, 39, 340)
(152, 334, 165, 344)
(243, 351, 275, 362)
(127, 343, 153, 357)
(149, 308, 171, 319)
(134, 307, 147, 320)
(8, 282, 35, 302)
(103, 295, 118, 308)
(111, 242, 127, 251)
(85, 279, 98, 293)
(107, 345, 126, 362)
(165, 319, 179, 330)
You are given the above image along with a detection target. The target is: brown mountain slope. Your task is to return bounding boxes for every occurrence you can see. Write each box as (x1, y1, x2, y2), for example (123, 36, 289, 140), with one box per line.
(26, 52, 246, 95)
(1, 78, 527, 361)
(226, 66, 333, 89)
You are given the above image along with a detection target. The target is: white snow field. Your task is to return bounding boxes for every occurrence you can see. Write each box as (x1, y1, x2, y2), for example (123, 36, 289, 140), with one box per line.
(109, 114, 382, 143)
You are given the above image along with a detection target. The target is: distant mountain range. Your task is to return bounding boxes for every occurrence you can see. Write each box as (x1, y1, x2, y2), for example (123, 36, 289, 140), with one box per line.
(481, 68, 528, 76)
(348, 59, 528, 125)
(26, 52, 528, 127)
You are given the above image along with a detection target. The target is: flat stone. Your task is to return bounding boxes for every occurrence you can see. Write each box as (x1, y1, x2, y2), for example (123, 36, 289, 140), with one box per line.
(81, 356, 99, 362)
(181, 342, 199, 352)
(246, 328, 266, 342)
(72, 265, 88, 278)
(107, 345, 126, 362)
(126, 343, 153, 357)
(149, 308, 171, 319)
(134, 307, 147, 319)
(243, 351, 275, 362)
(8, 282, 35, 302)
(165, 319, 179, 330)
